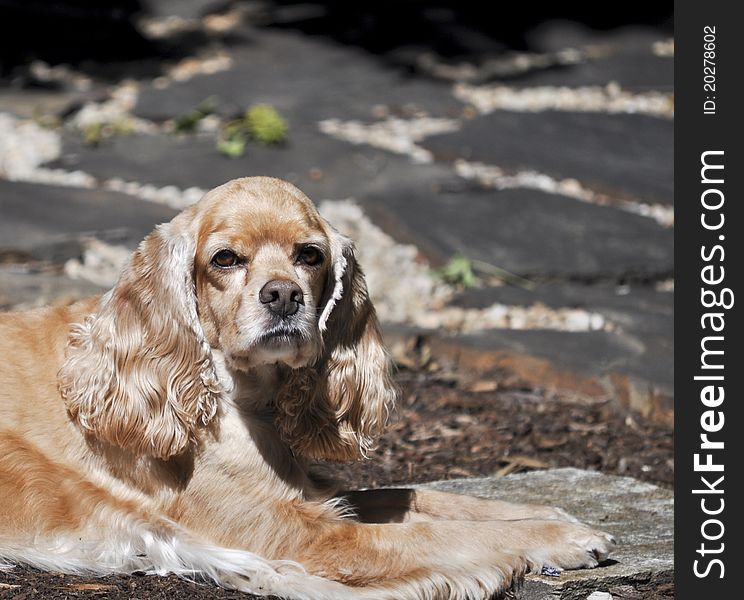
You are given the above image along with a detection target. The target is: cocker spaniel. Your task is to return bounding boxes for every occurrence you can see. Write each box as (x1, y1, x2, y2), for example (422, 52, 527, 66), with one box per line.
(0, 177, 614, 599)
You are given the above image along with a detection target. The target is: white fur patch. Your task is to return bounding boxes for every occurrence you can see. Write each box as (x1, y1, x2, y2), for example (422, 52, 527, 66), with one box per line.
(0, 523, 518, 599)
(318, 240, 348, 332)
(0, 520, 359, 599)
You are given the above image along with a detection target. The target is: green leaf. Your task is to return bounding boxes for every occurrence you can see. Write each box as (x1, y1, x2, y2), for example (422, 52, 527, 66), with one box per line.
(81, 122, 105, 146)
(217, 137, 247, 158)
(439, 254, 478, 288)
(173, 96, 218, 133)
(245, 104, 288, 145)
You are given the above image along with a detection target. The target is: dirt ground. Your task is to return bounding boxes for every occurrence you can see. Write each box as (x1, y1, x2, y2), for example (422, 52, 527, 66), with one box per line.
(334, 368, 673, 490)
(0, 367, 673, 599)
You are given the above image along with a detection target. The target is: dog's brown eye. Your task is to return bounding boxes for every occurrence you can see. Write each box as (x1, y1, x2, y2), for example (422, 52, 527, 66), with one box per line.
(298, 246, 323, 266)
(211, 249, 240, 268)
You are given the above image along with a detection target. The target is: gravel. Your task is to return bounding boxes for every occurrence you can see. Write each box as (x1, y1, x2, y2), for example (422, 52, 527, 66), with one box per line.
(319, 116, 460, 163)
(454, 159, 674, 228)
(0, 113, 61, 180)
(454, 82, 674, 118)
(71, 82, 157, 133)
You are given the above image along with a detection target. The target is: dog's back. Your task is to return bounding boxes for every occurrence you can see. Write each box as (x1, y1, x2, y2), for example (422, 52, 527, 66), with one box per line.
(0, 299, 96, 429)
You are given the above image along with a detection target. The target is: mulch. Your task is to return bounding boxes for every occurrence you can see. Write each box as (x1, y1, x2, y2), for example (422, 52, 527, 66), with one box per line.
(0, 367, 673, 599)
(333, 369, 673, 490)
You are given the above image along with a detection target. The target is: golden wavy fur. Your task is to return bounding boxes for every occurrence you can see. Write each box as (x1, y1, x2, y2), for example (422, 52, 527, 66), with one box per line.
(0, 177, 614, 599)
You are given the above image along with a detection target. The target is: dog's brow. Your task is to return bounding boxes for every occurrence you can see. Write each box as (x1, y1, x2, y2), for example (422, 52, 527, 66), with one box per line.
(295, 236, 328, 248)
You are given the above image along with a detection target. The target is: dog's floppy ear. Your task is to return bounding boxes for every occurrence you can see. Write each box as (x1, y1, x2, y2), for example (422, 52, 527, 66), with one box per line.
(275, 225, 397, 461)
(58, 216, 221, 459)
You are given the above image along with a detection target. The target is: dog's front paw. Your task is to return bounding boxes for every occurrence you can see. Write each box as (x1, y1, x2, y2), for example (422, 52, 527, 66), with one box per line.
(567, 527, 616, 568)
(527, 522, 617, 572)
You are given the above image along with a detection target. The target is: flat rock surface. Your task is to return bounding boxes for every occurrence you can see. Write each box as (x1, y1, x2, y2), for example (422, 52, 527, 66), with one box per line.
(139, 0, 227, 20)
(0, 180, 176, 263)
(422, 111, 673, 205)
(0, 269, 104, 311)
(453, 281, 672, 317)
(54, 127, 459, 203)
(521, 22, 674, 91)
(421, 468, 673, 599)
(527, 21, 670, 55)
(0, 84, 95, 119)
(510, 53, 673, 92)
(439, 328, 672, 411)
(359, 184, 673, 278)
(447, 282, 674, 398)
(135, 28, 464, 123)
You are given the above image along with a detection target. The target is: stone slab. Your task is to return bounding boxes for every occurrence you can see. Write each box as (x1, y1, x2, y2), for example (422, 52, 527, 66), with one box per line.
(453, 283, 673, 361)
(520, 22, 673, 91)
(359, 184, 672, 279)
(422, 111, 673, 206)
(0, 85, 92, 119)
(54, 126, 459, 205)
(453, 281, 671, 318)
(509, 54, 673, 92)
(422, 325, 672, 422)
(472, 327, 669, 393)
(383, 280, 674, 421)
(0, 268, 104, 311)
(139, 0, 229, 20)
(448, 282, 673, 396)
(0, 180, 177, 263)
(134, 27, 464, 123)
(418, 468, 673, 599)
(526, 21, 671, 55)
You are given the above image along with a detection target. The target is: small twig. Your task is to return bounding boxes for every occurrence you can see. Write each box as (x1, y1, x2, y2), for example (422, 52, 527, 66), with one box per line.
(470, 258, 536, 290)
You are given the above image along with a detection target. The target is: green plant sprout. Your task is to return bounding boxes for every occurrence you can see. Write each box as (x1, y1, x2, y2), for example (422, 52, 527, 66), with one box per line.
(217, 104, 289, 157)
(438, 254, 536, 290)
(245, 104, 288, 145)
(173, 97, 218, 133)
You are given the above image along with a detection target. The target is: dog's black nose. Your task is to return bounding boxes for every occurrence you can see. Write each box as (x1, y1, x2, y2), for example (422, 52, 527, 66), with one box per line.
(259, 280, 304, 317)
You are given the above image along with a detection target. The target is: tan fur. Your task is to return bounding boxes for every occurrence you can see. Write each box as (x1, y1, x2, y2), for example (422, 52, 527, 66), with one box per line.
(0, 177, 614, 598)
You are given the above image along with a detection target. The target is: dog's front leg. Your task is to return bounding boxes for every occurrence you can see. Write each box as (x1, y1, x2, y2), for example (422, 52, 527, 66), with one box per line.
(294, 517, 615, 597)
(340, 488, 583, 524)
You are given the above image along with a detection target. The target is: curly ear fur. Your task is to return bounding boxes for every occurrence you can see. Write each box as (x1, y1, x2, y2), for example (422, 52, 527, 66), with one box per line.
(275, 227, 397, 461)
(58, 219, 221, 459)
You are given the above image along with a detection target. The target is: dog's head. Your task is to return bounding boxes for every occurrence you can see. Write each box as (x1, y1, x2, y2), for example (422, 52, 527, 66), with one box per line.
(59, 177, 396, 461)
(192, 178, 336, 370)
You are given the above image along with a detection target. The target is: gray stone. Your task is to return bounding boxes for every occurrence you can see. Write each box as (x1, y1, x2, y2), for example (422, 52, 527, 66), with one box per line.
(449, 282, 673, 395)
(134, 28, 464, 123)
(400, 280, 674, 419)
(0, 86, 92, 119)
(459, 327, 671, 398)
(509, 54, 673, 92)
(359, 184, 672, 279)
(54, 125, 459, 205)
(418, 468, 673, 599)
(0, 268, 105, 311)
(453, 282, 671, 320)
(140, 0, 229, 20)
(527, 21, 670, 55)
(522, 22, 673, 91)
(422, 112, 673, 206)
(0, 180, 177, 264)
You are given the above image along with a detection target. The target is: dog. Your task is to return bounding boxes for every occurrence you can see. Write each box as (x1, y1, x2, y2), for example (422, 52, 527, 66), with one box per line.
(0, 177, 614, 599)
